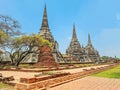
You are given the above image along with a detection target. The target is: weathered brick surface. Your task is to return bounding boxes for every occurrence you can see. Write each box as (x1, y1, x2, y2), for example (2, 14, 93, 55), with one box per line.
(15, 83, 28, 90)
(15, 64, 119, 90)
(36, 46, 59, 67)
(20, 78, 36, 84)
(20, 72, 70, 84)
(20, 78, 27, 83)
(49, 76, 120, 90)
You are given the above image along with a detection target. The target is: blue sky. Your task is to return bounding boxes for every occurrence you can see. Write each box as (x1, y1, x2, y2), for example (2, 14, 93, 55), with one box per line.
(0, 0, 120, 57)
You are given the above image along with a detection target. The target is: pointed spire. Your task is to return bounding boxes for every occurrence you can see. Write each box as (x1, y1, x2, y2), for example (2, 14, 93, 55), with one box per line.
(41, 4, 49, 29)
(72, 24, 78, 41)
(88, 33, 92, 46)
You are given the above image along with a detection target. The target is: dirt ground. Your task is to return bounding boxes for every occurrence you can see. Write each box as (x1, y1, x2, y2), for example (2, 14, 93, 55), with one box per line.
(0, 64, 109, 83)
(0, 71, 40, 83)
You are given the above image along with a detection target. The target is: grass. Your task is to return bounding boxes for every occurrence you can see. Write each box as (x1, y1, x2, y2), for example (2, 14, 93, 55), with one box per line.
(0, 83, 13, 89)
(92, 65, 120, 78)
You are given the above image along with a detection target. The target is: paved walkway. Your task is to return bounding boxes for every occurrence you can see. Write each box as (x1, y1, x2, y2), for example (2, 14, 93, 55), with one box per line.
(48, 76, 120, 90)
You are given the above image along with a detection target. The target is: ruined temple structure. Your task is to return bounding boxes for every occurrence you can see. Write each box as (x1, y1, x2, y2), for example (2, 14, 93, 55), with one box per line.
(84, 34, 100, 63)
(22, 4, 100, 64)
(66, 25, 83, 62)
(66, 25, 100, 63)
(38, 4, 64, 63)
(22, 5, 64, 64)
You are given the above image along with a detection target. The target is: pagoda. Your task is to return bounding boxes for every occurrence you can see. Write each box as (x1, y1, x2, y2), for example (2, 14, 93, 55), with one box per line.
(66, 25, 100, 63)
(39, 4, 64, 62)
(84, 34, 100, 62)
(66, 24, 83, 62)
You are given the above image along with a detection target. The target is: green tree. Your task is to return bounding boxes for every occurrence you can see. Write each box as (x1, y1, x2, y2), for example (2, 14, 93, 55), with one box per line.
(0, 29, 8, 61)
(101, 56, 109, 62)
(8, 34, 51, 67)
(0, 29, 8, 45)
(0, 15, 23, 63)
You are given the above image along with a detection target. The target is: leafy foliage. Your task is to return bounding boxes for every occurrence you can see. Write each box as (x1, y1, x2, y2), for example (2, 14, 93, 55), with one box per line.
(101, 56, 109, 61)
(0, 15, 22, 62)
(9, 34, 51, 66)
(0, 29, 8, 45)
(0, 15, 52, 67)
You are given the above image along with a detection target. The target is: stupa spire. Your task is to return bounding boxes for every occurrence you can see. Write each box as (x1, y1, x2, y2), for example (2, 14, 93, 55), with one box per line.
(72, 24, 78, 41)
(41, 4, 49, 29)
(88, 33, 92, 46)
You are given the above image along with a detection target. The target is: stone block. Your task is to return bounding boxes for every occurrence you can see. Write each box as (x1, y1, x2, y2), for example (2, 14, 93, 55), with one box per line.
(20, 78, 36, 84)
(28, 78, 36, 83)
(20, 78, 28, 83)
(15, 83, 28, 90)
(36, 82, 44, 88)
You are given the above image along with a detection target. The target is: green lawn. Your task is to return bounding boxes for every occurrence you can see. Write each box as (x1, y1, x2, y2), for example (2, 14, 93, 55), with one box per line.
(0, 83, 13, 89)
(92, 65, 120, 78)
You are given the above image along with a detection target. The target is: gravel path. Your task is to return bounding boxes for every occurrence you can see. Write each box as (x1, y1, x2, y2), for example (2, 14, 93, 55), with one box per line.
(48, 76, 120, 90)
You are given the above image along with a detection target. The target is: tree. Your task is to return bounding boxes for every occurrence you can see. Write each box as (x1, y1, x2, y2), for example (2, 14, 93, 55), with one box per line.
(0, 29, 8, 61)
(0, 15, 23, 63)
(101, 56, 109, 62)
(0, 15, 22, 37)
(8, 34, 51, 67)
(0, 29, 8, 46)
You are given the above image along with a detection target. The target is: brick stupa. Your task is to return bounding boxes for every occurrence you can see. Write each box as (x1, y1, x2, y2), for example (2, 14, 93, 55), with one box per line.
(35, 45, 59, 67)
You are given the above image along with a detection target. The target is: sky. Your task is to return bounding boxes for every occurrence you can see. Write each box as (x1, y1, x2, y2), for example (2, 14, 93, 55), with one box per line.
(0, 0, 120, 57)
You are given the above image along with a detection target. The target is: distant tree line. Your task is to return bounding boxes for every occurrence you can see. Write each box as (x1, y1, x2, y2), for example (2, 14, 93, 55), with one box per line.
(101, 56, 120, 63)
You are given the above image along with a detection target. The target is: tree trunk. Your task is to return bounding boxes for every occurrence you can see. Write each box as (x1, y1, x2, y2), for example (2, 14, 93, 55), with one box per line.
(15, 61, 20, 67)
(14, 52, 29, 67)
